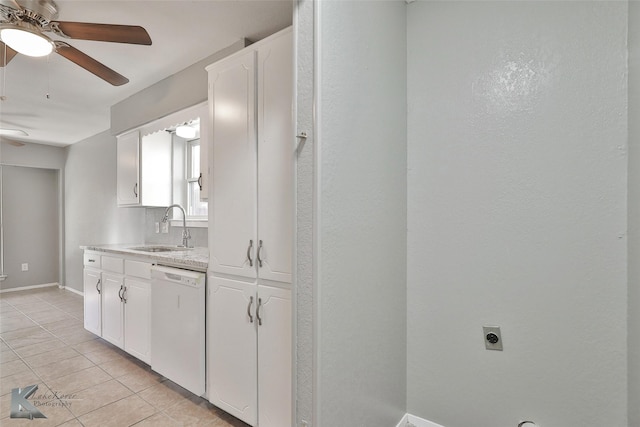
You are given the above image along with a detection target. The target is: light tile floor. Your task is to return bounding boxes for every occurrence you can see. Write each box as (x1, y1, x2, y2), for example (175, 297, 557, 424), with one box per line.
(0, 286, 250, 427)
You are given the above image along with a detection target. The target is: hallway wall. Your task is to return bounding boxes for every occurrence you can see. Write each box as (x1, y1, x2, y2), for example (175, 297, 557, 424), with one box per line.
(1, 166, 59, 290)
(627, 0, 639, 424)
(315, 1, 407, 425)
(406, 2, 628, 426)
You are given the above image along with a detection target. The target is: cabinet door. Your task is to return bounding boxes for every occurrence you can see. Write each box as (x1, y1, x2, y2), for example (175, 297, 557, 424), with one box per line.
(101, 273, 124, 348)
(139, 131, 172, 207)
(116, 131, 140, 206)
(257, 30, 294, 284)
(123, 278, 151, 363)
(257, 284, 292, 427)
(208, 50, 258, 279)
(207, 275, 257, 426)
(83, 268, 101, 336)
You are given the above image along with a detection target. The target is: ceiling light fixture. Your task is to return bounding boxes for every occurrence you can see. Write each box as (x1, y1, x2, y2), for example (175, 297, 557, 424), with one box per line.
(176, 124, 196, 139)
(0, 22, 54, 57)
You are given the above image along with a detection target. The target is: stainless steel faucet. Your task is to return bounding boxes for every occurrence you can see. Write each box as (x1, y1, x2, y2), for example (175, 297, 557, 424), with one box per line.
(162, 204, 192, 248)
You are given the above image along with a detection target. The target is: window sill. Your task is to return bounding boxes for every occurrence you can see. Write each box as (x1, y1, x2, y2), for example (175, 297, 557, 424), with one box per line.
(169, 219, 208, 229)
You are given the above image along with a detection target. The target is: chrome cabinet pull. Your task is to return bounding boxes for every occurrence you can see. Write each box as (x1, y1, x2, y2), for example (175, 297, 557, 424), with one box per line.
(247, 240, 254, 267)
(96, 278, 101, 294)
(122, 286, 127, 304)
(133, 183, 138, 198)
(256, 297, 263, 326)
(247, 296, 254, 323)
(256, 240, 263, 268)
(198, 173, 203, 191)
(118, 285, 124, 302)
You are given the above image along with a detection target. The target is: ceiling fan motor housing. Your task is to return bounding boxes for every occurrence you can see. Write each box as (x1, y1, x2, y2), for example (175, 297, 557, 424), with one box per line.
(16, 0, 59, 27)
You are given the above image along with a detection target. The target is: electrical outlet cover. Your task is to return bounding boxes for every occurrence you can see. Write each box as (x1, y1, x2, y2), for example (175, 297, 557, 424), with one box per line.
(483, 326, 503, 351)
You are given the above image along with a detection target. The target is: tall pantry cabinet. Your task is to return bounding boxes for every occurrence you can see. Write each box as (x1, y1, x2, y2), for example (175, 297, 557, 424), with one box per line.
(206, 27, 293, 427)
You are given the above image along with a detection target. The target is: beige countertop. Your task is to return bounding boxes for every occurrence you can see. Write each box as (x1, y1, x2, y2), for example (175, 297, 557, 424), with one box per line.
(81, 244, 209, 272)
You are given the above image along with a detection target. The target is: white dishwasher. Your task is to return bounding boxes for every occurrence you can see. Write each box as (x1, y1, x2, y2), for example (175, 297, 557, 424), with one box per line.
(150, 265, 206, 396)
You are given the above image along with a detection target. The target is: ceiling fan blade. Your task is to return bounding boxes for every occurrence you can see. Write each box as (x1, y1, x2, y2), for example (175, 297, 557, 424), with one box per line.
(0, 41, 17, 67)
(51, 21, 152, 45)
(54, 42, 129, 86)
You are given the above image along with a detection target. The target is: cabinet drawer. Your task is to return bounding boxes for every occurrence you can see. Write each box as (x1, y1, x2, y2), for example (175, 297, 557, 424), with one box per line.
(83, 252, 101, 268)
(102, 256, 124, 274)
(125, 260, 152, 280)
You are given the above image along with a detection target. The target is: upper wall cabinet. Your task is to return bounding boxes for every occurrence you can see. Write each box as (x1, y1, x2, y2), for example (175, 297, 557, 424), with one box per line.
(207, 27, 293, 284)
(116, 129, 172, 207)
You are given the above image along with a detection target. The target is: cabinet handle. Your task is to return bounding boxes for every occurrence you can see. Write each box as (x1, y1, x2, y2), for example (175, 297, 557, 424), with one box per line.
(133, 183, 138, 198)
(198, 173, 203, 191)
(256, 297, 263, 326)
(247, 296, 254, 323)
(122, 286, 127, 304)
(96, 278, 101, 295)
(246, 239, 254, 267)
(118, 285, 124, 302)
(256, 240, 263, 268)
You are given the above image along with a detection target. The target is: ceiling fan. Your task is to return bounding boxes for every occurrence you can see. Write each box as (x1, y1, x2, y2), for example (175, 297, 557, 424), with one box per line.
(0, 0, 151, 86)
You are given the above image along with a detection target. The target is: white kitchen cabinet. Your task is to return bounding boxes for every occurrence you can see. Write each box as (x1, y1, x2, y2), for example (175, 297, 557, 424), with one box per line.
(83, 267, 101, 336)
(123, 277, 151, 363)
(256, 284, 291, 427)
(116, 129, 172, 207)
(101, 271, 124, 348)
(82, 253, 152, 364)
(255, 28, 294, 284)
(116, 130, 140, 206)
(208, 48, 257, 279)
(208, 276, 258, 425)
(208, 27, 293, 284)
(207, 276, 291, 427)
(206, 27, 293, 427)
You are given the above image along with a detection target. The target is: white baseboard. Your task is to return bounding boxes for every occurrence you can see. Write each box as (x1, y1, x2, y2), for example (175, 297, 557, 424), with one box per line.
(62, 286, 83, 297)
(0, 282, 59, 293)
(396, 413, 446, 427)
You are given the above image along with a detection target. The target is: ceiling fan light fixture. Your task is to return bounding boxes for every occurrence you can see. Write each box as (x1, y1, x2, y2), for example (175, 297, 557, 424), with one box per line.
(0, 22, 54, 57)
(176, 124, 197, 139)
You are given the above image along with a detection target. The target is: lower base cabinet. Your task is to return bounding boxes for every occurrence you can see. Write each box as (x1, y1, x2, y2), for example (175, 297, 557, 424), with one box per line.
(82, 252, 151, 364)
(101, 272, 124, 348)
(83, 268, 102, 336)
(207, 275, 291, 427)
(123, 277, 151, 362)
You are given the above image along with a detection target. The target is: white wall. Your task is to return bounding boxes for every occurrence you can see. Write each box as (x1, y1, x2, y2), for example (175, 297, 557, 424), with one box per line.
(1, 166, 59, 290)
(0, 139, 66, 169)
(64, 130, 145, 292)
(1, 140, 66, 289)
(110, 40, 248, 136)
(407, 2, 628, 426)
(315, 1, 407, 425)
(628, 0, 639, 424)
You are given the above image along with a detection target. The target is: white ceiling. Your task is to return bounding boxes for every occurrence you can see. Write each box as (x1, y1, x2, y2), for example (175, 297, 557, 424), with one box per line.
(0, 0, 293, 147)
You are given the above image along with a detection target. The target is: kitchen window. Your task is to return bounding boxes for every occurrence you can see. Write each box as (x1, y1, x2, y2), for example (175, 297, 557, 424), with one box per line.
(186, 139, 208, 218)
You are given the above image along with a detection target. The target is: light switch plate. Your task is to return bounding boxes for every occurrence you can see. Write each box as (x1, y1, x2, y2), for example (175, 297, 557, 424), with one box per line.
(483, 326, 503, 351)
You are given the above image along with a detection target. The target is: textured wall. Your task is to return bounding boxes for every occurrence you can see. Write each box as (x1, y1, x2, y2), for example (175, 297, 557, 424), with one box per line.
(64, 130, 146, 293)
(407, 2, 628, 426)
(293, 0, 315, 425)
(316, 1, 407, 425)
(628, 1, 639, 424)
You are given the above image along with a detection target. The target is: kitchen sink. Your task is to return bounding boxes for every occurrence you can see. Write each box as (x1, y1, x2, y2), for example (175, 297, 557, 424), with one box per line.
(128, 246, 190, 252)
